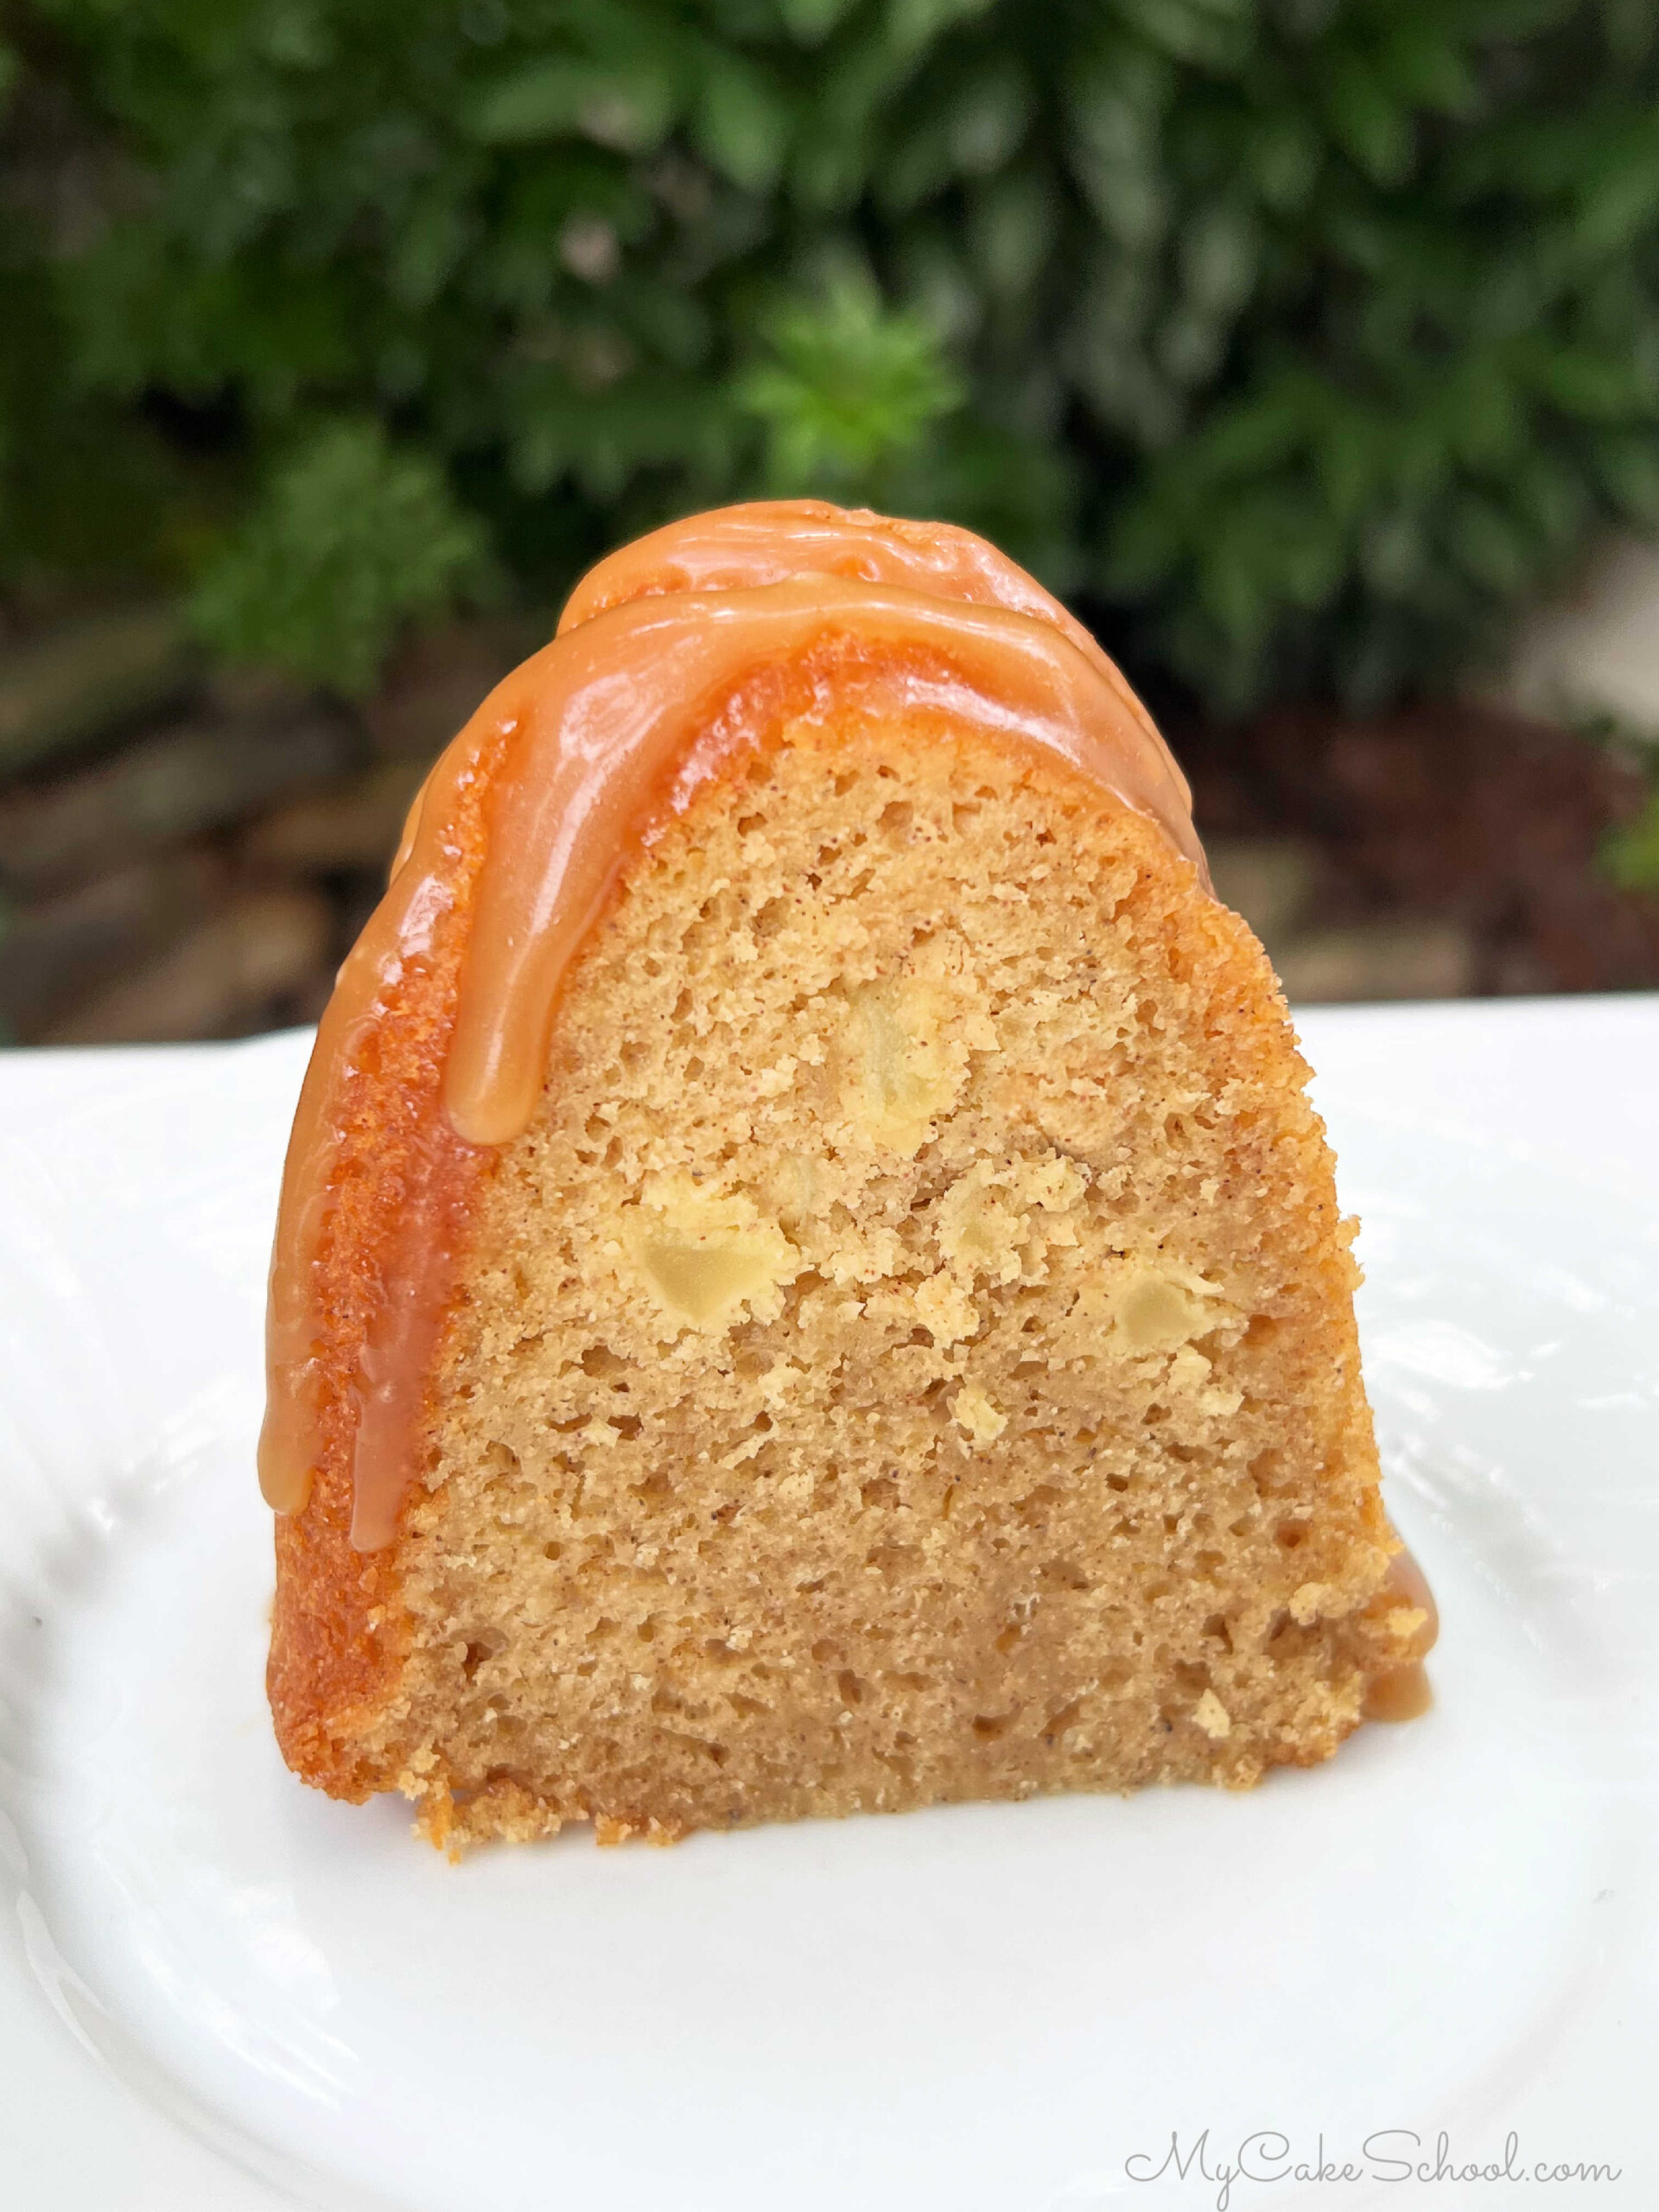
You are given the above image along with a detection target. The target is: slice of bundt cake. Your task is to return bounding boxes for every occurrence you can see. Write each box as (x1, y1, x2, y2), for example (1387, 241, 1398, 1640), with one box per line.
(261, 499, 1433, 1849)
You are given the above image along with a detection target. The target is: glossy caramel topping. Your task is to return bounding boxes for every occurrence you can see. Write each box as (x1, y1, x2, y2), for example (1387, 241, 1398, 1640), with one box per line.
(445, 575, 1205, 1147)
(257, 716, 512, 1536)
(1361, 1544, 1440, 1721)
(563, 499, 1097, 631)
(560, 499, 1186, 806)
(261, 501, 1205, 1545)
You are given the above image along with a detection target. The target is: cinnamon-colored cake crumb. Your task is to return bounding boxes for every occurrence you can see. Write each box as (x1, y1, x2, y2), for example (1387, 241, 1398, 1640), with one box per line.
(264, 504, 1429, 1848)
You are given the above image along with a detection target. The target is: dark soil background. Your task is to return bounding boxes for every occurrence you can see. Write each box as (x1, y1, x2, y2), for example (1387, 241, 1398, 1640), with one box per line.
(1177, 700, 1659, 998)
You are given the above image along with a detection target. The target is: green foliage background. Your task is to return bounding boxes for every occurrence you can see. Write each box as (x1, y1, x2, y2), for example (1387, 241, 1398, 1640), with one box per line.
(5, 0, 1659, 707)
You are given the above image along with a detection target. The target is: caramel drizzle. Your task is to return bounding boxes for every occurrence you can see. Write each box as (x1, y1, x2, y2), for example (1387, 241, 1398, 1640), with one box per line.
(257, 724, 511, 1542)
(260, 501, 1205, 1547)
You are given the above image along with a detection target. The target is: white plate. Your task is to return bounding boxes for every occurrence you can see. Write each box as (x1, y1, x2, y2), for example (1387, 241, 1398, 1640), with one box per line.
(2, 1021, 1656, 2212)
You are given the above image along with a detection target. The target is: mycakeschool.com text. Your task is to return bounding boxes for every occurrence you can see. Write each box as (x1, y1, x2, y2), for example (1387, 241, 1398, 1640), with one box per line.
(1119, 2130, 1622, 2209)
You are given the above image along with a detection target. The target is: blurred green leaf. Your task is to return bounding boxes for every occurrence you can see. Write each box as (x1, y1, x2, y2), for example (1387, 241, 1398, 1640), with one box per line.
(965, 169, 1057, 302)
(1243, 114, 1322, 212)
(1179, 203, 1259, 318)
(777, 0, 860, 42)
(1445, 491, 1534, 594)
(1602, 791, 1659, 892)
(1115, 0, 1253, 71)
(1103, 496, 1186, 596)
(1373, 18, 1478, 113)
(1323, 56, 1414, 185)
(1437, 356, 1522, 467)
(1573, 115, 1659, 251)
(189, 420, 493, 693)
(1532, 346, 1643, 418)
(1590, 429, 1659, 524)
(692, 55, 791, 193)
(388, 184, 477, 309)
(1319, 400, 1385, 523)
(788, 27, 914, 211)
(735, 277, 964, 493)
(505, 362, 734, 499)
(1065, 37, 1173, 250)
(1361, 509, 1430, 597)
(886, 0, 998, 56)
(465, 57, 678, 152)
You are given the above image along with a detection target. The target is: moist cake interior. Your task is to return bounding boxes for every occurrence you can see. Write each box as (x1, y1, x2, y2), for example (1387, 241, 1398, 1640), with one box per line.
(345, 695, 1395, 1847)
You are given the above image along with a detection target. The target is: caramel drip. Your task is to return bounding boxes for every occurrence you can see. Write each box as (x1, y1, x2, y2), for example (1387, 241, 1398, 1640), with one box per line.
(1362, 1544, 1440, 1722)
(262, 501, 1205, 1545)
(257, 709, 516, 1534)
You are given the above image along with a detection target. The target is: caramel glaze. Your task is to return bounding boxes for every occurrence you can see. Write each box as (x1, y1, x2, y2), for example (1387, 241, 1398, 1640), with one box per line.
(259, 723, 509, 1548)
(1361, 1546, 1440, 1720)
(263, 491, 1433, 1737)
(558, 499, 1186, 809)
(444, 578, 1206, 1150)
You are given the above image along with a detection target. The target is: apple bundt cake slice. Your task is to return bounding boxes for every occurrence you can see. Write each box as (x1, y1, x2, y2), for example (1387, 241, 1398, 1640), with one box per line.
(263, 502, 1433, 1847)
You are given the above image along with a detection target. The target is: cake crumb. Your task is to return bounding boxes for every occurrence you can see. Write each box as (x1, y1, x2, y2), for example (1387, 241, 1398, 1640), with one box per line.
(1194, 1691, 1232, 1739)
(953, 1382, 1007, 1445)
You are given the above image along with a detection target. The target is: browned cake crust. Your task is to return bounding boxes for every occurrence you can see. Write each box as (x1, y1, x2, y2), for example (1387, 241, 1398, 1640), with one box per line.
(267, 740, 499, 1800)
(270, 678, 1415, 1847)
